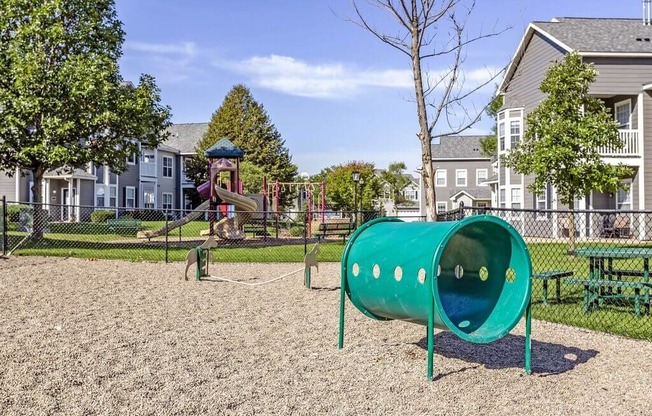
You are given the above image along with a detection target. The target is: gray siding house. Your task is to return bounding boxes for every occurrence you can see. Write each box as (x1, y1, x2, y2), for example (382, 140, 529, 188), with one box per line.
(428, 136, 494, 214)
(1, 122, 209, 221)
(498, 17, 652, 238)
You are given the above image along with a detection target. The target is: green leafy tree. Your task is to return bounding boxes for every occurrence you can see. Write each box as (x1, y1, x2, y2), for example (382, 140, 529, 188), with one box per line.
(503, 51, 632, 250)
(480, 93, 503, 159)
(185, 84, 298, 207)
(380, 162, 411, 214)
(0, 0, 171, 237)
(322, 162, 381, 212)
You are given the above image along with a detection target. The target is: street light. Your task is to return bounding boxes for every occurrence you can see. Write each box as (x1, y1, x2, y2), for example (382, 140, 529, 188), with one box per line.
(352, 171, 360, 225)
(358, 177, 365, 225)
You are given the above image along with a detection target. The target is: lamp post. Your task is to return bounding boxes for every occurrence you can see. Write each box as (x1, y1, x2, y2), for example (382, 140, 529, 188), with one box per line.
(352, 171, 360, 226)
(358, 177, 365, 226)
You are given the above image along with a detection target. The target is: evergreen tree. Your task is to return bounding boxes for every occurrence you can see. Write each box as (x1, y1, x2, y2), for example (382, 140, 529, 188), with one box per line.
(185, 84, 297, 207)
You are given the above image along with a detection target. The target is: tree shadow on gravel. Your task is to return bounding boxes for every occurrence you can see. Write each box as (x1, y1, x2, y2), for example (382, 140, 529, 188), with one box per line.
(414, 332, 598, 379)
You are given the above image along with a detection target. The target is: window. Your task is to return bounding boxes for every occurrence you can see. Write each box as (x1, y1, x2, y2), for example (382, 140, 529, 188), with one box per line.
(143, 191, 155, 209)
(499, 122, 505, 151)
(163, 156, 173, 178)
(476, 169, 488, 185)
(617, 180, 632, 210)
(510, 120, 521, 148)
(127, 153, 136, 165)
(615, 100, 631, 129)
(435, 170, 447, 187)
(477, 202, 488, 208)
(499, 188, 506, 208)
(126, 186, 136, 208)
(403, 188, 417, 200)
(436, 201, 447, 213)
(455, 169, 467, 187)
(142, 153, 155, 164)
(109, 185, 117, 207)
(162, 193, 173, 210)
(536, 186, 548, 218)
(96, 185, 105, 207)
(511, 187, 522, 209)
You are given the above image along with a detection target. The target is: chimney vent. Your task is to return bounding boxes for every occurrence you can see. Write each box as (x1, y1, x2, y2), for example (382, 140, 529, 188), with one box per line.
(644, 0, 651, 25)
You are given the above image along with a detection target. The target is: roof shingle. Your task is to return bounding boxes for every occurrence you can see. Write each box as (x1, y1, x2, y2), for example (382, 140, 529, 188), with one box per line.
(431, 135, 490, 160)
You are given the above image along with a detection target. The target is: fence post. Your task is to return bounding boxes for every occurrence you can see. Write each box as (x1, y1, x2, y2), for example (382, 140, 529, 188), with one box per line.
(303, 209, 308, 256)
(2, 195, 6, 256)
(164, 209, 169, 263)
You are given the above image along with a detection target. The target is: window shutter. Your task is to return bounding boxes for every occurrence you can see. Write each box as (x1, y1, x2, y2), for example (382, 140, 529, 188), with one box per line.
(135, 187, 139, 208)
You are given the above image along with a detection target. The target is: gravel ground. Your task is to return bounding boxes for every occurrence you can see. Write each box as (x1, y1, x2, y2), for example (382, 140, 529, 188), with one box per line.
(1, 256, 651, 415)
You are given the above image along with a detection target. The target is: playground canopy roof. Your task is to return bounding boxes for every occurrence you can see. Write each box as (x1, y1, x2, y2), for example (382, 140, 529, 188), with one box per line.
(204, 137, 244, 158)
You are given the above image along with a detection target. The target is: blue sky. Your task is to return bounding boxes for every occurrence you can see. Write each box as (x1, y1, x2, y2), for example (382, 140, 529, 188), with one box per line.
(116, 0, 648, 176)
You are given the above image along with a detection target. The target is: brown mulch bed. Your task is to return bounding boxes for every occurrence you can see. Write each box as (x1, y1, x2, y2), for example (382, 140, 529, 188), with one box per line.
(1, 257, 651, 415)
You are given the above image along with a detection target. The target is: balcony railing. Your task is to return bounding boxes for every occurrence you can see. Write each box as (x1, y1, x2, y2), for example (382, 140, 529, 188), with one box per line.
(140, 162, 157, 177)
(598, 129, 640, 157)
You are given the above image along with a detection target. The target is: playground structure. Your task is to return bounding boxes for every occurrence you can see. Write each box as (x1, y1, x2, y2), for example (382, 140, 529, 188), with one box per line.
(338, 215, 533, 380)
(267, 180, 325, 238)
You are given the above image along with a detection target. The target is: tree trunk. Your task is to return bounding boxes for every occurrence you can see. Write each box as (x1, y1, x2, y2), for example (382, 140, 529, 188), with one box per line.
(30, 168, 46, 240)
(410, 11, 437, 222)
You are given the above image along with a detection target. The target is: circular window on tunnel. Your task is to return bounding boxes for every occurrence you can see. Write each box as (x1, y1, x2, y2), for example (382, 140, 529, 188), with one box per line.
(394, 266, 403, 282)
(506, 268, 516, 283)
(352, 263, 360, 277)
(418, 268, 427, 284)
(373, 264, 381, 279)
(455, 265, 464, 279)
(479, 266, 489, 281)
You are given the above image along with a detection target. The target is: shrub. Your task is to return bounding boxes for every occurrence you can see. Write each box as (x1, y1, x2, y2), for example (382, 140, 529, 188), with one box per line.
(289, 226, 304, 237)
(91, 210, 116, 223)
(6, 204, 31, 222)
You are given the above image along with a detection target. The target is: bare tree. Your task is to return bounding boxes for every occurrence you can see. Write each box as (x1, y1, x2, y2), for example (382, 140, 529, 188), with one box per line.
(350, 0, 507, 220)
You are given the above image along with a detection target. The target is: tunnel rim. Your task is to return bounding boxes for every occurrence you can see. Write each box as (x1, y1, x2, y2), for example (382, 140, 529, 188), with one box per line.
(430, 214, 532, 344)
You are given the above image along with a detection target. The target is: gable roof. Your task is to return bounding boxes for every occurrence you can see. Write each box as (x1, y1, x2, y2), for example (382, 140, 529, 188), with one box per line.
(501, 17, 652, 93)
(449, 187, 492, 201)
(163, 123, 208, 154)
(431, 135, 490, 160)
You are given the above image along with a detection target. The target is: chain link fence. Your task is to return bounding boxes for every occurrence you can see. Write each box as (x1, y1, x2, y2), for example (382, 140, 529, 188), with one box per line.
(1, 200, 388, 263)
(2, 199, 651, 341)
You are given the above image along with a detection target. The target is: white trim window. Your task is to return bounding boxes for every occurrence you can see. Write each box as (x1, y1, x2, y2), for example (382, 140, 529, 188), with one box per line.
(614, 99, 632, 129)
(143, 190, 155, 209)
(510, 187, 522, 209)
(510, 120, 521, 148)
(127, 153, 136, 165)
(96, 185, 106, 207)
(435, 169, 447, 187)
(162, 192, 173, 210)
(125, 186, 136, 208)
(499, 122, 505, 151)
(403, 188, 418, 201)
(617, 179, 632, 210)
(109, 185, 117, 207)
(436, 201, 447, 213)
(499, 188, 506, 208)
(476, 169, 488, 186)
(536, 186, 548, 218)
(162, 156, 173, 178)
(455, 169, 467, 187)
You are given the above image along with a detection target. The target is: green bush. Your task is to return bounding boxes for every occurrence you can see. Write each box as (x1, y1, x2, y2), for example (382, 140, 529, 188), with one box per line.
(91, 210, 116, 223)
(289, 226, 304, 237)
(6, 204, 31, 222)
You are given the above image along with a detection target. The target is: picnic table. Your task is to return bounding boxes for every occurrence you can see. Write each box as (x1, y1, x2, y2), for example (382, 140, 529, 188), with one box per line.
(567, 247, 652, 316)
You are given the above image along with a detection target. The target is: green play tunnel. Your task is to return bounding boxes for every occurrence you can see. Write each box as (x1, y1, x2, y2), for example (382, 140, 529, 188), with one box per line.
(340, 215, 532, 344)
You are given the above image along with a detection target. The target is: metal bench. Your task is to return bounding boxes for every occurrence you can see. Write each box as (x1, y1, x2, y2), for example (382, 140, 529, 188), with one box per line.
(318, 221, 354, 241)
(106, 218, 142, 234)
(532, 270, 573, 305)
(565, 278, 652, 316)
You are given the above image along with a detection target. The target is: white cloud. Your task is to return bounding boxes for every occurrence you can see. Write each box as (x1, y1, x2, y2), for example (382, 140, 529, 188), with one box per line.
(122, 41, 203, 84)
(220, 55, 412, 99)
(220, 54, 501, 100)
(125, 41, 198, 58)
